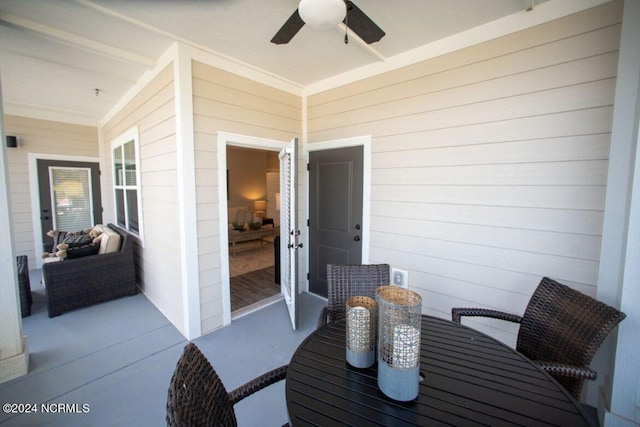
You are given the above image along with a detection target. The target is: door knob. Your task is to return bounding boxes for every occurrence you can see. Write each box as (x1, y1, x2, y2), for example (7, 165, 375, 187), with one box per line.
(354, 236, 361, 242)
(355, 224, 361, 230)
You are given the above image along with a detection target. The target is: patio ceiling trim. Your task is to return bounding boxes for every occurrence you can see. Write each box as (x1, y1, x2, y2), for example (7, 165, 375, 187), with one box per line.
(304, 0, 614, 96)
(0, 13, 155, 67)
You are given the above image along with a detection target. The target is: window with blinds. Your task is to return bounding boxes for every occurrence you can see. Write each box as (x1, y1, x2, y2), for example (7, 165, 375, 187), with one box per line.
(50, 167, 93, 232)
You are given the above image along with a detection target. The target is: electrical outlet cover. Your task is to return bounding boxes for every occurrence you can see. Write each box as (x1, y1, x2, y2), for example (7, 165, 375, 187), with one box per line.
(391, 268, 408, 288)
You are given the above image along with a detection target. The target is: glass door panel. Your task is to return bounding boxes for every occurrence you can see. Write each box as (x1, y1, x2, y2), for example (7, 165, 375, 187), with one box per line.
(49, 167, 94, 232)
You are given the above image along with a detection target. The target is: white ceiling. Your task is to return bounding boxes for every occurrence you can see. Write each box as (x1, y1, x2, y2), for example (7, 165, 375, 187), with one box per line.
(1, 0, 602, 126)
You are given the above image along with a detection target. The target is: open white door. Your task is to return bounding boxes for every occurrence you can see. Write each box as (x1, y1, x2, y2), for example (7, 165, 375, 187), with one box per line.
(279, 138, 299, 329)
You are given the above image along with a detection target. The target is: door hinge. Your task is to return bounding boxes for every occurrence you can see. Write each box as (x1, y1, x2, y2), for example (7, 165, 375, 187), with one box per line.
(307, 163, 310, 171)
(307, 219, 310, 227)
(307, 272, 310, 281)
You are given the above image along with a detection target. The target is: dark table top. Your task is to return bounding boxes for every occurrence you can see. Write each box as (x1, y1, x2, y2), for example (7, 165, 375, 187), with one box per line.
(286, 315, 595, 426)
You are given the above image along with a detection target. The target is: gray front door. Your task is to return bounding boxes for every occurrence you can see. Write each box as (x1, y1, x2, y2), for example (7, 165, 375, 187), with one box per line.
(309, 146, 363, 297)
(37, 159, 102, 251)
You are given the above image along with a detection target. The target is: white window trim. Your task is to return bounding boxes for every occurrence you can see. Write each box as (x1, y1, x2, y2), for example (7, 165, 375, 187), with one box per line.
(110, 126, 144, 242)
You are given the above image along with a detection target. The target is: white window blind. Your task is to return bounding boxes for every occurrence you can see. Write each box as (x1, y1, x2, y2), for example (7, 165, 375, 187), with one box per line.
(50, 167, 93, 232)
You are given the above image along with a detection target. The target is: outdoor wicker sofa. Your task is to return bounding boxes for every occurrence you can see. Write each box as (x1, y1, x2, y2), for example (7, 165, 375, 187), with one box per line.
(42, 223, 137, 317)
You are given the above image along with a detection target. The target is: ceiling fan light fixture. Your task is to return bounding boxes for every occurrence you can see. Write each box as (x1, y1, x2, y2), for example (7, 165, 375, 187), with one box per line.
(298, 0, 346, 30)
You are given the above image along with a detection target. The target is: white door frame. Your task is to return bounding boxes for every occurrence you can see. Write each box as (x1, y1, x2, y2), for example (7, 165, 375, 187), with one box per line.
(217, 132, 288, 326)
(304, 135, 372, 294)
(28, 153, 100, 268)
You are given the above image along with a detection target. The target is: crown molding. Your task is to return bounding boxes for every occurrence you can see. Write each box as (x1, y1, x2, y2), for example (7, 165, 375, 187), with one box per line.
(3, 102, 100, 127)
(304, 0, 614, 95)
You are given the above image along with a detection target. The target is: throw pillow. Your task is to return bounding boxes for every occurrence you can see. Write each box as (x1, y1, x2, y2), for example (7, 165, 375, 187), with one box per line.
(65, 242, 100, 259)
(62, 233, 93, 248)
(49, 230, 70, 252)
(47, 229, 89, 252)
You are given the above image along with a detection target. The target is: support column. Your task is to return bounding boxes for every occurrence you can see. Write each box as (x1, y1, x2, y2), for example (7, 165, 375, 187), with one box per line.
(603, 1, 640, 424)
(173, 43, 201, 339)
(0, 79, 29, 384)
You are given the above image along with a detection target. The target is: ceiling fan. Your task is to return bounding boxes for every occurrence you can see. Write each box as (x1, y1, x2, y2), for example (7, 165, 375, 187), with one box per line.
(271, 0, 385, 45)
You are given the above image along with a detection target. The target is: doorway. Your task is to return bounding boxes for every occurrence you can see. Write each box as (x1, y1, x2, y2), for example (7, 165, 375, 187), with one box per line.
(226, 146, 281, 315)
(216, 132, 289, 326)
(36, 159, 102, 252)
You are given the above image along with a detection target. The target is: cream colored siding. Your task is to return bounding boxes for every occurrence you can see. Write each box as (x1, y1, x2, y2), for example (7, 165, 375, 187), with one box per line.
(191, 60, 301, 334)
(4, 115, 98, 266)
(307, 1, 621, 345)
(101, 65, 185, 334)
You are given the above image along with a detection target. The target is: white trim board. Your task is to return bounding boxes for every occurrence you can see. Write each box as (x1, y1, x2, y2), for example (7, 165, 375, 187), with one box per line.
(304, 0, 614, 95)
(187, 43, 303, 97)
(174, 47, 201, 340)
(3, 102, 102, 127)
(101, 41, 303, 128)
(79, 0, 303, 96)
(100, 43, 178, 128)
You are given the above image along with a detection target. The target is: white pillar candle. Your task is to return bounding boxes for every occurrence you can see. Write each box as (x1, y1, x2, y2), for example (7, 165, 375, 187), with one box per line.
(392, 324, 420, 369)
(347, 306, 370, 352)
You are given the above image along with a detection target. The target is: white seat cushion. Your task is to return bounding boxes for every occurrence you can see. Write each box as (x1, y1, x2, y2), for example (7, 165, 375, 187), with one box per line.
(92, 225, 121, 254)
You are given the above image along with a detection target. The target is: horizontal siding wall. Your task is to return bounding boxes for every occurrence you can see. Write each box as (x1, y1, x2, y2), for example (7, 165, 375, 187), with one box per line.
(307, 1, 622, 345)
(191, 60, 301, 334)
(101, 65, 185, 334)
(4, 115, 98, 267)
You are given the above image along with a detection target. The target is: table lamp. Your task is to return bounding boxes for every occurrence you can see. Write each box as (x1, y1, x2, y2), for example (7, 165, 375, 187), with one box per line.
(253, 200, 267, 218)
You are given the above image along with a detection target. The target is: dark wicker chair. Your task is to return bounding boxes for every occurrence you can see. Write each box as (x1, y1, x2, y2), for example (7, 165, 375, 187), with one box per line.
(167, 343, 289, 427)
(452, 277, 626, 401)
(317, 263, 390, 328)
(17, 255, 32, 317)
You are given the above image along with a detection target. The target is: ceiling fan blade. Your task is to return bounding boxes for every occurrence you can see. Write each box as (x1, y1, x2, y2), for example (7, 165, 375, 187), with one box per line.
(344, 1, 385, 44)
(271, 9, 305, 44)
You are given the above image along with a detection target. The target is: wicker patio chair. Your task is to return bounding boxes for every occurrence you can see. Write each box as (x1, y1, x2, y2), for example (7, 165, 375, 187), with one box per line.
(451, 277, 626, 401)
(317, 263, 390, 328)
(167, 343, 289, 427)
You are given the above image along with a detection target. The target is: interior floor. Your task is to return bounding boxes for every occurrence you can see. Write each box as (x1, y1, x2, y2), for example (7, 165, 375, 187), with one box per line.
(230, 236, 279, 314)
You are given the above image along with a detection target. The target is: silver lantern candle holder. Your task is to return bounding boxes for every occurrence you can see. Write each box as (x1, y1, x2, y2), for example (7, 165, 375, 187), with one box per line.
(376, 286, 422, 401)
(346, 296, 376, 368)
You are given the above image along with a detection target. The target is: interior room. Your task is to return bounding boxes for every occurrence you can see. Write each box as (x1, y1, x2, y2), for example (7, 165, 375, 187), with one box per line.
(226, 146, 281, 315)
(0, 1, 638, 426)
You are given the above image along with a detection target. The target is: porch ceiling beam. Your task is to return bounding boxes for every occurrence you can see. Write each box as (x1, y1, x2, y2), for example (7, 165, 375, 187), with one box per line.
(0, 13, 155, 67)
(335, 23, 386, 62)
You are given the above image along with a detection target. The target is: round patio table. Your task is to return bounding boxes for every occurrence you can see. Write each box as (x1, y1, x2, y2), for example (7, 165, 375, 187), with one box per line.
(286, 315, 596, 426)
